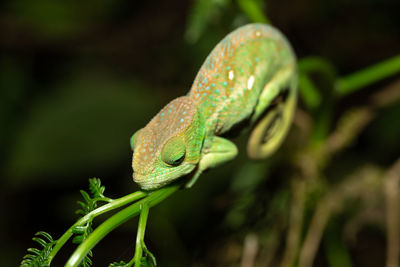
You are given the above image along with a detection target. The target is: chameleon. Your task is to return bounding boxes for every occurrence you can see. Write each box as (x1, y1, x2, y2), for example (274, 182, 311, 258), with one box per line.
(131, 23, 297, 190)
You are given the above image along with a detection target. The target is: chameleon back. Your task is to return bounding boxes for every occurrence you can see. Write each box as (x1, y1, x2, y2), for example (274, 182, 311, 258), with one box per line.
(188, 24, 296, 136)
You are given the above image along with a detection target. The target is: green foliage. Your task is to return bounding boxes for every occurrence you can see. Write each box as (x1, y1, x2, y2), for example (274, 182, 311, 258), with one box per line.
(73, 178, 111, 266)
(108, 261, 128, 267)
(185, 0, 269, 44)
(237, 0, 269, 23)
(108, 257, 155, 267)
(76, 178, 109, 216)
(88, 178, 106, 199)
(185, 0, 230, 43)
(72, 224, 93, 267)
(141, 256, 156, 267)
(21, 232, 55, 267)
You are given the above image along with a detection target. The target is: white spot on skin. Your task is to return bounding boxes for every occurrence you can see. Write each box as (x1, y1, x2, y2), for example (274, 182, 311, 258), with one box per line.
(229, 70, 234, 80)
(247, 75, 255, 90)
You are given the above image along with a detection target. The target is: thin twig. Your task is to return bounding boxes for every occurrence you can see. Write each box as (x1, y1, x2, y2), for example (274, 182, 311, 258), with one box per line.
(385, 158, 400, 267)
(241, 233, 259, 267)
(370, 78, 400, 108)
(298, 196, 332, 267)
(326, 107, 374, 154)
(280, 178, 306, 267)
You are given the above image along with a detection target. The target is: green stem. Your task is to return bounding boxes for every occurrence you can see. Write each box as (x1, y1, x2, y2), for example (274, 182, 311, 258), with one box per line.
(132, 203, 150, 267)
(298, 73, 322, 109)
(298, 57, 338, 141)
(298, 57, 337, 82)
(237, 0, 270, 24)
(65, 183, 180, 267)
(297, 57, 337, 110)
(48, 190, 148, 263)
(335, 54, 400, 96)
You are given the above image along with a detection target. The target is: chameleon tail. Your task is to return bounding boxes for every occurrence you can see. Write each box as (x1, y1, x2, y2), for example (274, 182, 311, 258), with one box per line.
(247, 73, 297, 160)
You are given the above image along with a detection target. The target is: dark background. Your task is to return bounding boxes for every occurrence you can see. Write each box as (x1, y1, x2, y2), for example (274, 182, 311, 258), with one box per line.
(1, 0, 400, 266)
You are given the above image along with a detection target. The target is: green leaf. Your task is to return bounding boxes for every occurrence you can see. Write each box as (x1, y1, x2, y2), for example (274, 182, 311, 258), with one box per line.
(89, 178, 106, 199)
(21, 232, 55, 267)
(73, 178, 112, 266)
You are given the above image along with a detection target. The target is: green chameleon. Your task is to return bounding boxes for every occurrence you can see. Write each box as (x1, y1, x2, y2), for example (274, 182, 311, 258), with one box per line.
(131, 23, 297, 190)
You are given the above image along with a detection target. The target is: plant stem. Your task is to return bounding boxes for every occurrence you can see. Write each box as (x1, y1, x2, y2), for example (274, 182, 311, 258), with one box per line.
(298, 57, 337, 82)
(297, 57, 337, 113)
(132, 203, 150, 267)
(385, 159, 400, 267)
(48, 190, 148, 263)
(280, 179, 306, 267)
(335, 54, 400, 96)
(298, 73, 322, 109)
(65, 183, 180, 267)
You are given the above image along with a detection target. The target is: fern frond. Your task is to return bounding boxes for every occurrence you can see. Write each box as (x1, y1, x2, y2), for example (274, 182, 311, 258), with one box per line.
(89, 177, 105, 199)
(72, 222, 93, 244)
(73, 178, 111, 266)
(21, 231, 55, 267)
(141, 255, 156, 267)
(79, 250, 93, 267)
(108, 261, 128, 267)
(76, 178, 110, 217)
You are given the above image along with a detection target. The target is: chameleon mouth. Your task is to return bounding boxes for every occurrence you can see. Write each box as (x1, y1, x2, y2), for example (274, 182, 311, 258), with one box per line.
(133, 164, 196, 190)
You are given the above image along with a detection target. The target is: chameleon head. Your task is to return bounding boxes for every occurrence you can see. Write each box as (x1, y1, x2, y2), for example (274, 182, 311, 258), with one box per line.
(131, 96, 205, 190)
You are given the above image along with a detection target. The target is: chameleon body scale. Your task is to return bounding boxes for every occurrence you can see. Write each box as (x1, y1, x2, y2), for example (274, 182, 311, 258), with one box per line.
(131, 24, 297, 190)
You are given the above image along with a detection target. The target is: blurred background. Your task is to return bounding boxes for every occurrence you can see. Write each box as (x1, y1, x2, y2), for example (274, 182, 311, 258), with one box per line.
(1, 0, 400, 266)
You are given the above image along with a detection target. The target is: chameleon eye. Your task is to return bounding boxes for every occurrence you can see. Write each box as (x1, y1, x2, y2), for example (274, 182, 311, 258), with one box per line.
(130, 129, 142, 151)
(161, 136, 186, 166)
